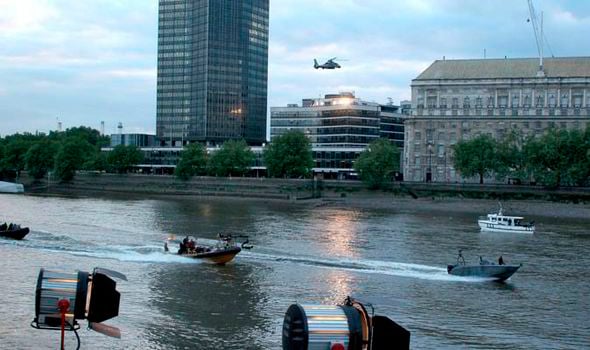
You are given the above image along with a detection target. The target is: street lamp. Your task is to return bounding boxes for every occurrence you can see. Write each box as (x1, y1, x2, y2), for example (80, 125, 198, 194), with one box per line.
(426, 143, 433, 182)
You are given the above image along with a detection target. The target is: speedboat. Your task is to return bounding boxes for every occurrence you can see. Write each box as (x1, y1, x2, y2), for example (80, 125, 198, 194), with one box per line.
(165, 234, 252, 265)
(478, 205, 535, 234)
(0, 222, 30, 240)
(447, 251, 521, 282)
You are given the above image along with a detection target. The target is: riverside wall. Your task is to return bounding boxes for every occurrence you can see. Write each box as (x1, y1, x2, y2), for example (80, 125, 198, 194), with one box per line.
(17, 172, 590, 203)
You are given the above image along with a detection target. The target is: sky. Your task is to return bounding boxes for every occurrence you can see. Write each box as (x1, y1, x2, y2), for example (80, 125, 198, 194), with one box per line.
(1, 0, 589, 136)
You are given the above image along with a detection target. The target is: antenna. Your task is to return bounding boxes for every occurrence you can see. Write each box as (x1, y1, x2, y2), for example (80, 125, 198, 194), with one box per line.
(527, 0, 545, 77)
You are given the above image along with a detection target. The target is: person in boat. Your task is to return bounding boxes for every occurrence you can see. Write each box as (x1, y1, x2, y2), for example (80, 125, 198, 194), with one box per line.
(457, 250, 466, 265)
(498, 256, 505, 265)
(187, 239, 195, 252)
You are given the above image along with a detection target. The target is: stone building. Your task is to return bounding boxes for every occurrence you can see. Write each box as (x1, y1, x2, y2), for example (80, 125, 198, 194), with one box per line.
(404, 57, 590, 183)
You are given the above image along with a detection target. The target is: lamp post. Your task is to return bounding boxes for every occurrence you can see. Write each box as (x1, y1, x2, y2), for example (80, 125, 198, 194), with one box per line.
(443, 151, 447, 183)
(426, 143, 433, 182)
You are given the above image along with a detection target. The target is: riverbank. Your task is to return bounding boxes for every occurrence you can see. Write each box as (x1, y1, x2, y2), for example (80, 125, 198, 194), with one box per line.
(17, 173, 590, 221)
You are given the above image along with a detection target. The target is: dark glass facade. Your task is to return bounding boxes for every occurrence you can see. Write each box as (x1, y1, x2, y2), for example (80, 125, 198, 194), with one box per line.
(157, 0, 269, 146)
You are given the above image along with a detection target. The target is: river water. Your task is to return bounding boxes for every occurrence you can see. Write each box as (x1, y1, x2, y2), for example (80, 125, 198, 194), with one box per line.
(0, 193, 588, 349)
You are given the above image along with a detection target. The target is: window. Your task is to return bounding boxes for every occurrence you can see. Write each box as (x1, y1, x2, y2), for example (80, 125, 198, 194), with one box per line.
(512, 95, 519, 107)
(475, 97, 482, 107)
(561, 94, 568, 107)
(438, 145, 445, 157)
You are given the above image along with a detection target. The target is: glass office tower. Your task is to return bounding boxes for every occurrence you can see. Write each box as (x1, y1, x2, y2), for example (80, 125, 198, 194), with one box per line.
(157, 0, 269, 146)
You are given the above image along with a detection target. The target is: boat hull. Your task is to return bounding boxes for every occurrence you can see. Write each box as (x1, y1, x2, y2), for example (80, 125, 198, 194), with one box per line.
(181, 246, 242, 265)
(478, 220, 535, 234)
(448, 264, 521, 281)
(0, 227, 30, 240)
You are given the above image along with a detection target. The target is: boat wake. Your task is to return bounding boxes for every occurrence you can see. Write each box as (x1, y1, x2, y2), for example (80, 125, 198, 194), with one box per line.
(241, 251, 492, 282)
(3, 232, 495, 281)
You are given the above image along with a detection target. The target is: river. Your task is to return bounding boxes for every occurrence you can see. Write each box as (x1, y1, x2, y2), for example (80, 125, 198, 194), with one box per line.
(0, 193, 588, 349)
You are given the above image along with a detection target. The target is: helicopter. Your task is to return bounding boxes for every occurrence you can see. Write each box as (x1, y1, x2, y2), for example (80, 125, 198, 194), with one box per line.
(314, 57, 342, 69)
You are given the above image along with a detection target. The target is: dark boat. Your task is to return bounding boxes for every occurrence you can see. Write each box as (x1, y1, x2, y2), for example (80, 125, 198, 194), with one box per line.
(447, 250, 521, 281)
(0, 223, 30, 240)
(165, 234, 252, 265)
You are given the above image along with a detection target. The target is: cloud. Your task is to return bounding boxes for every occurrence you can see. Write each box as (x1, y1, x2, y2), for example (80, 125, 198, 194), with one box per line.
(1, 0, 590, 136)
(0, 0, 59, 36)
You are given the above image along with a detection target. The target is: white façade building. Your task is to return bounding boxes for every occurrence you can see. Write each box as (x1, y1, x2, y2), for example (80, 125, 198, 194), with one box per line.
(404, 57, 590, 183)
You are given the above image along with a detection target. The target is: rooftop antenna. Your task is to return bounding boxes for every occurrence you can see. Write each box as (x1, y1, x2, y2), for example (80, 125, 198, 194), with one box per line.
(527, 0, 545, 77)
(484, 48, 487, 59)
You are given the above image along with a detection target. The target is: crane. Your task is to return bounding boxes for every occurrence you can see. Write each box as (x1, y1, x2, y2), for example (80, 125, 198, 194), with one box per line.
(527, 0, 546, 77)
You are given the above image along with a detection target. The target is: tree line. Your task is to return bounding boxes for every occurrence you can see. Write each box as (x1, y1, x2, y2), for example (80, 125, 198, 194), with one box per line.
(452, 127, 590, 187)
(0, 126, 143, 182)
(176, 130, 402, 190)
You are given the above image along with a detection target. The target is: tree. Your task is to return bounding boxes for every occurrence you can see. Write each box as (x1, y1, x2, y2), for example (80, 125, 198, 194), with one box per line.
(1, 137, 32, 174)
(208, 139, 254, 177)
(25, 141, 57, 179)
(354, 138, 400, 189)
(525, 128, 590, 187)
(107, 145, 144, 174)
(54, 139, 92, 182)
(264, 130, 314, 178)
(452, 134, 498, 184)
(175, 143, 208, 180)
(83, 151, 109, 172)
(495, 130, 532, 183)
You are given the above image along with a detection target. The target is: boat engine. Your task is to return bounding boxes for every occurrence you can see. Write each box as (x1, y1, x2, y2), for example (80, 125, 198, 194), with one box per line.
(282, 296, 410, 350)
(31, 267, 127, 347)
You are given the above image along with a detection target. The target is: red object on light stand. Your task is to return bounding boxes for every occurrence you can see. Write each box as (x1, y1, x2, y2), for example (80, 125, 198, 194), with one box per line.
(331, 343, 345, 350)
(57, 299, 70, 350)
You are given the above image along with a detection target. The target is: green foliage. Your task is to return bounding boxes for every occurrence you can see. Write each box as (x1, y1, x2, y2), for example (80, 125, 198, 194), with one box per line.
(107, 145, 144, 174)
(175, 143, 207, 180)
(54, 139, 93, 182)
(525, 128, 590, 187)
(452, 134, 498, 184)
(24, 141, 57, 179)
(495, 130, 532, 182)
(264, 130, 314, 178)
(354, 138, 400, 189)
(207, 139, 254, 177)
(1, 136, 35, 172)
(83, 152, 109, 172)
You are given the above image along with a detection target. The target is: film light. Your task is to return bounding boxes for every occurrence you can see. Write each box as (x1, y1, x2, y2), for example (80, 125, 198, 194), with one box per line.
(32, 267, 126, 339)
(282, 296, 410, 350)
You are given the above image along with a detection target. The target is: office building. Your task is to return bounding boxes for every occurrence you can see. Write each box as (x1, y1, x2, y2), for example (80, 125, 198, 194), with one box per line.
(404, 57, 590, 183)
(156, 0, 269, 147)
(271, 92, 405, 178)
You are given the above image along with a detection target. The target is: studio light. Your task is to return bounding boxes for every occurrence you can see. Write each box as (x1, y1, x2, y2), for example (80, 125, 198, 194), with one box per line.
(282, 296, 410, 350)
(31, 267, 127, 349)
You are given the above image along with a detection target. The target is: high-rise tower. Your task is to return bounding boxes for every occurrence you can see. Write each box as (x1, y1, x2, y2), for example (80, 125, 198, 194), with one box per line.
(157, 0, 269, 146)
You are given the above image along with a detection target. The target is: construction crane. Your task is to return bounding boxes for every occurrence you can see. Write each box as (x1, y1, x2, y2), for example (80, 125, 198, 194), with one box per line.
(527, 0, 546, 77)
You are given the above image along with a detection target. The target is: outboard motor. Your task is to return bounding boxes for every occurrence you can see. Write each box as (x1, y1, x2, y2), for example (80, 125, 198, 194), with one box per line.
(282, 296, 410, 350)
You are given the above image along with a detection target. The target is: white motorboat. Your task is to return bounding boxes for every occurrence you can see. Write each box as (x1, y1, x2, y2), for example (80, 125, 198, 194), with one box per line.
(0, 181, 24, 193)
(478, 205, 535, 234)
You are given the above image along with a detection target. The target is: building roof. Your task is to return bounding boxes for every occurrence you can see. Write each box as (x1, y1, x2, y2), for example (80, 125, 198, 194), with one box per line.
(414, 57, 590, 80)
